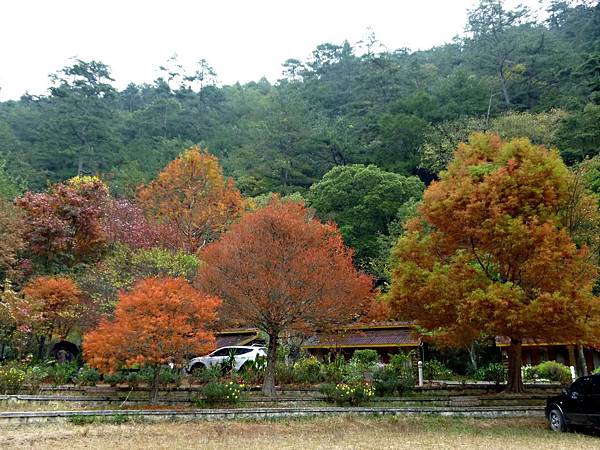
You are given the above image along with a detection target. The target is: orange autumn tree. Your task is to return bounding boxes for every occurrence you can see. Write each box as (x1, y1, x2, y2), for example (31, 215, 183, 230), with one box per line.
(19, 277, 82, 358)
(84, 277, 219, 403)
(388, 134, 600, 392)
(138, 147, 245, 253)
(196, 199, 373, 395)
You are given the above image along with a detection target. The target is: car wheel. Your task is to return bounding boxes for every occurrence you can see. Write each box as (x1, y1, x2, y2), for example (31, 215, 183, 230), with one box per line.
(548, 408, 567, 432)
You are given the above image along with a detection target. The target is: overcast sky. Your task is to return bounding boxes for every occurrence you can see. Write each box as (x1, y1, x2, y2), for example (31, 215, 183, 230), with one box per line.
(0, 0, 544, 101)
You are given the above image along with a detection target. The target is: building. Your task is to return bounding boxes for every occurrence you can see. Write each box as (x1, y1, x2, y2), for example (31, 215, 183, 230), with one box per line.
(302, 322, 422, 362)
(495, 337, 600, 372)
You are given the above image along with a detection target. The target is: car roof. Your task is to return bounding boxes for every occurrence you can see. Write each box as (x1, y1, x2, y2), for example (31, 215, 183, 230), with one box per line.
(216, 345, 265, 350)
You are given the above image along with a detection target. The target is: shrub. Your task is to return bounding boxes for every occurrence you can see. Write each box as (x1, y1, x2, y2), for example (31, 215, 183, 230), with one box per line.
(76, 365, 101, 386)
(319, 381, 375, 406)
(423, 359, 453, 380)
(372, 355, 416, 397)
(350, 350, 378, 367)
(190, 365, 221, 384)
(292, 356, 322, 384)
(344, 350, 380, 383)
(522, 365, 537, 382)
(25, 365, 49, 393)
(522, 361, 572, 384)
(158, 368, 181, 386)
(472, 363, 507, 384)
(593, 367, 600, 375)
(238, 358, 266, 386)
(320, 354, 347, 384)
(103, 372, 126, 386)
(197, 381, 243, 406)
(372, 366, 399, 396)
(0, 364, 26, 394)
(275, 363, 296, 385)
(46, 361, 79, 386)
(389, 352, 413, 371)
(535, 361, 572, 384)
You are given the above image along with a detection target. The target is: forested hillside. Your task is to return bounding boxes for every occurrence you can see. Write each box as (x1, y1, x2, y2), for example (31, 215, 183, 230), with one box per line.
(0, 0, 599, 279)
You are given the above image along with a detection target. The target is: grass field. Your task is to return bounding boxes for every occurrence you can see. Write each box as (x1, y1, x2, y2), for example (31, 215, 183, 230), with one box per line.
(0, 416, 598, 449)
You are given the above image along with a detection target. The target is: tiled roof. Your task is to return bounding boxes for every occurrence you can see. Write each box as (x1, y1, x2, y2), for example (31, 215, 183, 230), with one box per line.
(215, 330, 259, 348)
(303, 326, 420, 348)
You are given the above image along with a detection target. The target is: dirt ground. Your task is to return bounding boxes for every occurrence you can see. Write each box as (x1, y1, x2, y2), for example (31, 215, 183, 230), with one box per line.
(0, 415, 597, 449)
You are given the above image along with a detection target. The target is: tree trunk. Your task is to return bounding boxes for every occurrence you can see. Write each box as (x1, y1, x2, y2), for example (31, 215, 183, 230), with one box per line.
(468, 342, 478, 373)
(37, 336, 46, 360)
(150, 366, 160, 405)
(505, 338, 525, 393)
(577, 344, 588, 377)
(262, 333, 279, 396)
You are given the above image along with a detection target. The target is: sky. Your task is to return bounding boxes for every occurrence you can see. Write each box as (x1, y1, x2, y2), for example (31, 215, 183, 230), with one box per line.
(0, 0, 545, 101)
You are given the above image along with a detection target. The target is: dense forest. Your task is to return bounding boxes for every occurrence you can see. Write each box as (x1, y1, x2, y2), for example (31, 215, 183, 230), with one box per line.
(0, 0, 599, 279)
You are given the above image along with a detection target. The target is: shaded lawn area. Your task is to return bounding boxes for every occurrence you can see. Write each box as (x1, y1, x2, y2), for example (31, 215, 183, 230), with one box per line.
(0, 416, 598, 449)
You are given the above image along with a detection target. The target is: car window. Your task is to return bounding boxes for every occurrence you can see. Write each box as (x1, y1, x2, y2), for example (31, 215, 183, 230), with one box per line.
(235, 348, 253, 355)
(211, 348, 231, 357)
(590, 377, 600, 395)
(571, 377, 592, 395)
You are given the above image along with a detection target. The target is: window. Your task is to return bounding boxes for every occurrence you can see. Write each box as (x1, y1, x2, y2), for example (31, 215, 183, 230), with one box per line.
(235, 348, 253, 355)
(571, 377, 592, 395)
(211, 348, 231, 357)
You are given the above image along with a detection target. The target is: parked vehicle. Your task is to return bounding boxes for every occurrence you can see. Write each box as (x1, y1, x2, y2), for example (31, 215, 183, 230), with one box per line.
(546, 374, 600, 431)
(185, 346, 266, 374)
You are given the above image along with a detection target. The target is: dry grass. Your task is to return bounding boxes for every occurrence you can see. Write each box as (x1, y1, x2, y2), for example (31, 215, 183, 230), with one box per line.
(0, 415, 597, 449)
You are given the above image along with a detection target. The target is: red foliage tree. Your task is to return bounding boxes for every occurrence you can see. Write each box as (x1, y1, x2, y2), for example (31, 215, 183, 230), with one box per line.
(83, 277, 220, 403)
(16, 176, 110, 269)
(196, 200, 373, 395)
(104, 198, 179, 250)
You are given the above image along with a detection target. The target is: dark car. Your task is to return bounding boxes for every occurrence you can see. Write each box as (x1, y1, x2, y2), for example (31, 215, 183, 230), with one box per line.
(546, 374, 600, 432)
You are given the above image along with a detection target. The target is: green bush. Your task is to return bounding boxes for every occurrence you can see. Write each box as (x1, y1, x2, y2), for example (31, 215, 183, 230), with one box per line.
(592, 367, 600, 375)
(350, 350, 379, 367)
(319, 381, 375, 406)
(275, 363, 296, 385)
(0, 364, 26, 394)
(534, 361, 572, 384)
(191, 365, 222, 384)
(197, 381, 243, 406)
(75, 366, 101, 386)
(292, 356, 322, 384)
(372, 366, 398, 396)
(25, 365, 49, 393)
(320, 354, 347, 384)
(120, 367, 182, 388)
(238, 358, 266, 386)
(103, 372, 126, 386)
(46, 361, 79, 386)
(158, 368, 181, 386)
(373, 355, 416, 396)
(522, 365, 537, 382)
(423, 359, 453, 380)
(472, 363, 507, 384)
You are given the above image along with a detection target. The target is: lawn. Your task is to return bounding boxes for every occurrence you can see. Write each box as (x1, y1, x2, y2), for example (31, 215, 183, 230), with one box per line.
(0, 415, 597, 449)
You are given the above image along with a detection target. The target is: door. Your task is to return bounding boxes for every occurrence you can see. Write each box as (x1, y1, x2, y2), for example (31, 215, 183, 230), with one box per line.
(563, 378, 590, 426)
(207, 347, 231, 367)
(583, 377, 600, 427)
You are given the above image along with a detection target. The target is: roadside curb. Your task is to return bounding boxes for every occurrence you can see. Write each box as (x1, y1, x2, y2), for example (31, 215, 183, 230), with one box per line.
(0, 406, 545, 424)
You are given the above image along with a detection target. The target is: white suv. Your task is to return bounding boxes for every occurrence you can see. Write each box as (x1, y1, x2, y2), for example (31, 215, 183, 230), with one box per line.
(185, 346, 266, 374)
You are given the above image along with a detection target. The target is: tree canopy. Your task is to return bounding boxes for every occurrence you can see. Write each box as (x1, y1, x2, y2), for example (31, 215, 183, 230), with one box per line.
(196, 199, 373, 395)
(387, 134, 600, 392)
